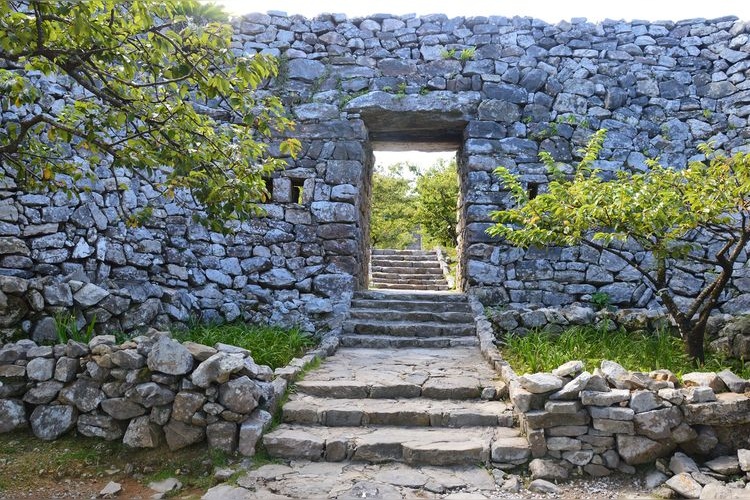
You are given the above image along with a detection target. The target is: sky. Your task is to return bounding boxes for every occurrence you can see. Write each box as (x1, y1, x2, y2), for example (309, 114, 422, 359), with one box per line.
(210, 0, 750, 169)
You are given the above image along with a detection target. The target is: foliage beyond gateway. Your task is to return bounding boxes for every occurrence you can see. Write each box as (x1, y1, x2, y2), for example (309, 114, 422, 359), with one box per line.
(489, 130, 750, 362)
(0, 0, 300, 230)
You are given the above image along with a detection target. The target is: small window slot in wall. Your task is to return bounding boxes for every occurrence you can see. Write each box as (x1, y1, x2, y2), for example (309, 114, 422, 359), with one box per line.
(527, 182, 539, 200)
(263, 177, 273, 202)
(291, 178, 305, 204)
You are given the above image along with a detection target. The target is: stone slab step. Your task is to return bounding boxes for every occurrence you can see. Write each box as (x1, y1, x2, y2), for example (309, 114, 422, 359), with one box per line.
(263, 425, 529, 466)
(282, 395, 514, 428)
(294, 376, 491, 400)
(372, 274, 446, 285)
(344, 320, 474, 337)
(351, 299, 472, 313)
(371, 266, 444, 275)
(373, 249, 437, 255)
(349, 309, 474, 323)
(355, 291, 466, 302)
(340, 334, 477, 349)
(371, 258, 442, 267)
(371, 283, 451, 291)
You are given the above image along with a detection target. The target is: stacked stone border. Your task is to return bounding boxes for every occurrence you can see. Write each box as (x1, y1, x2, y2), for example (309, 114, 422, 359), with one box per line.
(0, 327, 340, 454)
(470, 295, 750, 482)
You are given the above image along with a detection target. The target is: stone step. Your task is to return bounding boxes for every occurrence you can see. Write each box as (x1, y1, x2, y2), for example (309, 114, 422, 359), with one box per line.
(371, 257, 441, 266)
(340, 334, 477, 349)
(282, 395, 514, 428)
(372, 249, 437, 256)
(349, 309, 473, 323)
(351, 298, 472, 313)
(371, 277, 448, 286)
(371, 266, 443, 275)
(370, 283, 451, 291)
(294, 376, 491, 400)
(262, 425, 530, 466)
(344, 320, 475, 337)
(355, 290, 466, 301)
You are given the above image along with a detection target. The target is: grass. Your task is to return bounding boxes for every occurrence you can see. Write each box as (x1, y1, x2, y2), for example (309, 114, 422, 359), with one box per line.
(501, 324, 750, 379)
(171, 322, 317, 370)
(0, 431, 227, 495)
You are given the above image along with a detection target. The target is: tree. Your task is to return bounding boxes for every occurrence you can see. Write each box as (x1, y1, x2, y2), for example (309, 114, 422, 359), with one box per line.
(413, 159, 459, 248)
(488, 129, 750, 362)
(0, 0, 300, 231)
(370, 167, 416, 249)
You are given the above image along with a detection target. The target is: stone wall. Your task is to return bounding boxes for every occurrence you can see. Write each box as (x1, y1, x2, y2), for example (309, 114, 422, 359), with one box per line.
(0, 329, 337, 453)
(470, 296, 750, 486)
(4, 12, 750, 334)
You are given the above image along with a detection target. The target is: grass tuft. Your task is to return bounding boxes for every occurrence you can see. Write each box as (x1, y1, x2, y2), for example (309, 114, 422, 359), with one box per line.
(501, 325, 750, 378)
(171, 322, 317, 370)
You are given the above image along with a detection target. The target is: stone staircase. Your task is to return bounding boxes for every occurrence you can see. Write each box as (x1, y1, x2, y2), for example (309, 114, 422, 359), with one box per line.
(370, 249, 450, 291)
(262, 290, 531, 467)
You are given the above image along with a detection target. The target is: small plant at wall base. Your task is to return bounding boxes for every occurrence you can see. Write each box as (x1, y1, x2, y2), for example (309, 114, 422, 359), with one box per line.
(489, 129, 750, 362)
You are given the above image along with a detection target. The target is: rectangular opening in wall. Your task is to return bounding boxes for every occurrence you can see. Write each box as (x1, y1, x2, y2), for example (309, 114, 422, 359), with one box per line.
(369, 143, 459, 292)
(290, 178, 305, 204)
(263, 177, 273, 202)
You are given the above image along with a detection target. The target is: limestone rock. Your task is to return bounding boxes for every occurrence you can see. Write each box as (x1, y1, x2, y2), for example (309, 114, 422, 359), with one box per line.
(26, 357, 55, 381)
(191, 353, 244, 388)
(528, 458, 569, 481)
(147, 337, 193, 375)
(100, 398, 147, 420)
(219, 376, 261, 414)
(717, 369, 748, 393)
(125, 382, 175, 408)
(682, 372, 727, 393)
(665, 473, 703, 499)
(59, 379, 105, 412)
(0, 399, 27, 432)
(22, 381, 63, 405)
(519, 373, 564, 394)
(123, 415, 162, 448)
(528, 479, 561, 494)
(630, 390, 662, 413)
(704, 455, 741, 475)
(552, 360, 584, 378)
(148, 478, 182, 494)
(99, 481, 122, 498)
(172, 391, 206, 423)
(737, 449, 750, 472)
(670, 452, 699, 474)
(550, 371, 591, 400)
(73, 283, 109, 307)
(77, 414, 125, 441)
(164, 420, 205, 451)
(207, 421, 238, 453)
(617, 435, 674, 465)
(30, 405, 77, 440)
(239, 410, 273, 456)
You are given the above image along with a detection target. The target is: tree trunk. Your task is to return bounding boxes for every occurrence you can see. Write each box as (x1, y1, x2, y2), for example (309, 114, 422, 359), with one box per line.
(685, 324, 706, 363)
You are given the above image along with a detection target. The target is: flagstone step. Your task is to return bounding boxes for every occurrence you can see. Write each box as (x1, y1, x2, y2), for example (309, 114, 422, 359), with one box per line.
(354, 290, 465, 301)
(263, 425, 530, 466)
(339, 334, 477, 349)
(372, 249, 437, 256)
(371, 282, 451, 291)
(371, 276, 447, 284)
(370, 258, 442, 267)
(343, 319, 475, 337)
(349, 309, 473, 323)
(282, 395, 514, 428)
(371, 266, 444, 275)
(350, 299, 472, 314)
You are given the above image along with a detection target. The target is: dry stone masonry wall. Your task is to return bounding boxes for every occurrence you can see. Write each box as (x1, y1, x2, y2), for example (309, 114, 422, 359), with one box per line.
(0, 329, 338, 452)
(3, 12, 750, 334)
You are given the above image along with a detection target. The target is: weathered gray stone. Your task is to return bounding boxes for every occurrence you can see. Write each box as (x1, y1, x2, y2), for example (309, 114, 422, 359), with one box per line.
(665, 473, 703, 499)
(630, 390, 662, 413)
(238, 409, 273, 456)
(172, 391, 206, 423)
(126, 382, 175, 408)
(30, 405, 77, 440)
(519, 373, 563, 394)
(54, 356, 79, 382)
(670, 452, 700, 474)
(682, 372, 727, 393)
(22, 381, 63, 404)
(581, 389, 630, 406)
(0, 399, 27, 432)
(717, 369, 748, 393)
(528, 479, 561, 494)
(164, 420, 205, 451)
(529, 458, 569, 481)
(549, 371, 591, 400)
(73, 283, 109, 307)
(147, 337, 193, 375)
(738, 449, 750, 472)
(101, 398, 147, 420)
(77, 414, 125, 441)
(704, 455, 741, 475)
(219, 376, 261, 414)
(26, 357, 55, 381)
(59, 379, 105, 412)
(616, 435, 674, 465)
(207, 421, 238, 453)
(191, 353, 245, 388)
(123, 415, 163, 448)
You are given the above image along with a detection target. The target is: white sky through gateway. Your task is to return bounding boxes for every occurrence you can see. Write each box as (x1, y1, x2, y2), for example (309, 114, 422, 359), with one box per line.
(206, 0, 750, 170)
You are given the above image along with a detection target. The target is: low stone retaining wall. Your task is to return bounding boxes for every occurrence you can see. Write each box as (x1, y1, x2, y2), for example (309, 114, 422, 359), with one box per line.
(470, 296, 750, 487)
(0, 329, 338, 453)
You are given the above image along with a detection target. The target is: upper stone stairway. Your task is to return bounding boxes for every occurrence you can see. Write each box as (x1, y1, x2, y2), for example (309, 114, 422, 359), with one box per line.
(262, 290, 531, 467)
(370, 249, 450, 291)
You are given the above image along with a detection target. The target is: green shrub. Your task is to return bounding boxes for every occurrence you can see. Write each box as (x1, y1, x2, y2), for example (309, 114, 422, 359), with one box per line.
(171, 322, 316, 369)
(501, 325, 750, 378)
(54, 313, 96, 344)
